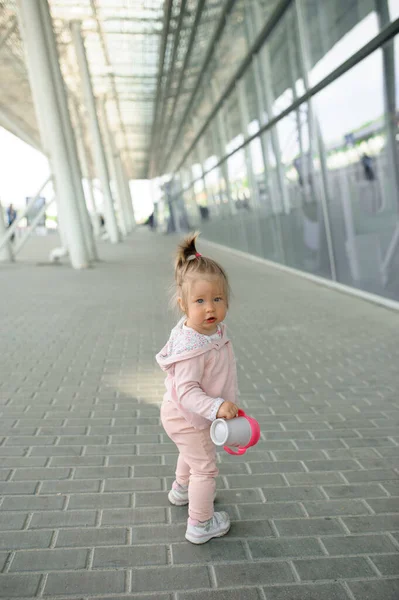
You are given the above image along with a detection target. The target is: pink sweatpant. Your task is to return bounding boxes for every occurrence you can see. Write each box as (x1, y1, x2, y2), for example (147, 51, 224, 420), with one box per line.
(161, 399, 218, 521)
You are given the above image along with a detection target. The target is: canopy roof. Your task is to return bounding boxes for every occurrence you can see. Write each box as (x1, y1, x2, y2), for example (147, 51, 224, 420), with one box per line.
(0, 0, 376, 179)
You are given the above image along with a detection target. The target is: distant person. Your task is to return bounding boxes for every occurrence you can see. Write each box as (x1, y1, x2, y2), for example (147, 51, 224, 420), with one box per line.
(361, 153, 375, 181)
(155, 232, 240, 544)
(6, 203, 17, 242)
(144, 212, 155, 230)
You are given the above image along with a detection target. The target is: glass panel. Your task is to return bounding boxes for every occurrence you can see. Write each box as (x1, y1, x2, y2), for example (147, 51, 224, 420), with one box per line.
(302, 0, 379, 87)
(313, 42, 399, 299)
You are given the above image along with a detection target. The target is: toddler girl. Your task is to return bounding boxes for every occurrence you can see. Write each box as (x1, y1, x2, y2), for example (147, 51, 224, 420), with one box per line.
(156, 232, 240, 544)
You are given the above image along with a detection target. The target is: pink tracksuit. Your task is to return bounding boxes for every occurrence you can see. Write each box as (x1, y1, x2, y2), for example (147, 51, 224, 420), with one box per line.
(156, 317, 239, 521)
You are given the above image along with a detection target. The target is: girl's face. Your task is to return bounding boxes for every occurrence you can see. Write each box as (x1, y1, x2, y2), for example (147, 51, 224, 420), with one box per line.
(179, 277, 227, 335)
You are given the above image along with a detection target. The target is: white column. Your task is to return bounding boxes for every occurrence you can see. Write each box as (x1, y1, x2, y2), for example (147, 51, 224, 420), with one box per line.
(0, 201, 14, 262)
(70, 99, 101, 238)
(39, 0, 97, 262)
(16, 0, 89, 269)
(71, 20, 120, 244)
(115, 155, 133, 232)
(99, 99, 130, 235)
(118, 155, 136, 229)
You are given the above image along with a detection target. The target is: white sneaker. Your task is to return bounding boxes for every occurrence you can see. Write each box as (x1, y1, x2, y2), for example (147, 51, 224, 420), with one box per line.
(168, 481, 189, 506)
(185, 511, 231, 544)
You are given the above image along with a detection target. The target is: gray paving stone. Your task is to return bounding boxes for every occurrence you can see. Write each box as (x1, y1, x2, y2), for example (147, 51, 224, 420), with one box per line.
(68, 493, 131, 509)
(10, 548, 88, 572)
(294, 556, 376, 580)
(73, 466, 129, 479)
(0, 573, 42, 597)
(0, 512, 28, 530)
(11, 467, 71, 481)
(93, 545, 168, 568)
(104, 477, 163, 492)
(29, 510, 97, 529)
(322, 484, 388, 499)
(0, 481, 37, 495)
(0, 551, 9, 571)
(0, 495, 65, 511)
(263, 583, 350, 600)
(247, 462, 305, 474)
(381, 482, 399, 496)
(303, 500, 370, 517)
(178, 590, 261, 600)
(0, 531, 53, 550)
(4, 436, 56, 446)
(108, 455, 163, 465)
(227, 520, 275, 538)
(55, 527, 128, 547)
(322, 534, 398, 555)
(0, 457, 47, 468)
(248, 537, 324, 559)
(30, 446, 84, 456)
(40, 479, 101, 494)
(261, 486, 325, 502)
(343, 514, 399, 533)
(131, 523, 187, 544)
(366, 498, 399, 513)
(101, 507, 167, 525)
(225, 474, 285, 488)
(285, 472, 344, 485)
(369, 554, 399, 576)
(348, 579, 399, 600)
(172, 539, 247, 564)
(214, 561, 294, 586)
(274, 518, 344, 537)
(43, 570, 125, 596)
(0, 469, 11, 481)
(343, 469, 399, 483)
(238, 502, 304, 520)
(131, 565, 211, 592)
(214, 489, 264, 503)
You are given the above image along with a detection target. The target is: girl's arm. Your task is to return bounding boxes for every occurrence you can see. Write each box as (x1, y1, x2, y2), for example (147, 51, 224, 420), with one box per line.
(174, 354, 224, 421)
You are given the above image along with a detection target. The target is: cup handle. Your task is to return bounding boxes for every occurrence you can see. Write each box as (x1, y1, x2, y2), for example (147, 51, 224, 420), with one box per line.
(224, 445, 247, 456)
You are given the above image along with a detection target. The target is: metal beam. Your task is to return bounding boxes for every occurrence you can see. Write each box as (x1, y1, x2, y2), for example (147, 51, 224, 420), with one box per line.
(158, 0, 237, 175)
(153, 0, 188, 167)
(148, 0, 174, 178)
(155, 0, 206, 166)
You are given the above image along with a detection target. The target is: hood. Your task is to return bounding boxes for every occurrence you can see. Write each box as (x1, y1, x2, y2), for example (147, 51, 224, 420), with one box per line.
(156, 317, 228, 372)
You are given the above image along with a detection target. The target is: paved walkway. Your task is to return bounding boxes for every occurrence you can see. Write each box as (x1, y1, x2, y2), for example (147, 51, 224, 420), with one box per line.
(1, 229, 398, 600)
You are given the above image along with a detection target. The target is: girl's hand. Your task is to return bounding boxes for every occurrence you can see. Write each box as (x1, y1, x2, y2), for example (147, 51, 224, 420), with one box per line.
(217, 401, 239, 420)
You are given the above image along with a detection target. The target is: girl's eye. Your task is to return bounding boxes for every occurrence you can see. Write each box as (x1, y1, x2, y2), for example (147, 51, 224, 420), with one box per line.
(196, 299, 204, 304)
(215, 297, 222, 302)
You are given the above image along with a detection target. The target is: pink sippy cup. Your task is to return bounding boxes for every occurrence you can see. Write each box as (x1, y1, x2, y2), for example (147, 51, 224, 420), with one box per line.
(210, 409, 261, 455)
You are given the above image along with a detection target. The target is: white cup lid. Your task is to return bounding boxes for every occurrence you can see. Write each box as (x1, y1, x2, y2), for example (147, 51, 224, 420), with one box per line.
(212, 420, 228, 445)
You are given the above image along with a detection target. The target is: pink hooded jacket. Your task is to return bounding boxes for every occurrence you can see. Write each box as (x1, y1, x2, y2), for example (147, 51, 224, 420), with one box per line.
(156, 317, 239, 430)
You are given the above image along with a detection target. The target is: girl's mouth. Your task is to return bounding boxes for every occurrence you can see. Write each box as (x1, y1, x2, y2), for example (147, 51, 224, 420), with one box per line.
(206, 317, 216, 323)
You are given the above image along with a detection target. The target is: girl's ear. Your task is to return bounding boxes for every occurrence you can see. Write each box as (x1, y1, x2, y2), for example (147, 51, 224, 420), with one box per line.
(177, 297, 186, 313)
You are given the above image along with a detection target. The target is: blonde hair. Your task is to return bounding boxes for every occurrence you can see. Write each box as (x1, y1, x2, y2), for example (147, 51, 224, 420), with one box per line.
(174, 232, 230, 311)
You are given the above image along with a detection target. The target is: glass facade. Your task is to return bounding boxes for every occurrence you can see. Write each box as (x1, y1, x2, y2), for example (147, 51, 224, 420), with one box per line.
(157, 0, 399, 302)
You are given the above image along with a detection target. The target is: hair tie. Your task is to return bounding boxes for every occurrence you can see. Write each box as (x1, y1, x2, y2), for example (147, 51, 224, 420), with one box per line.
(187, 252, 202, 261)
